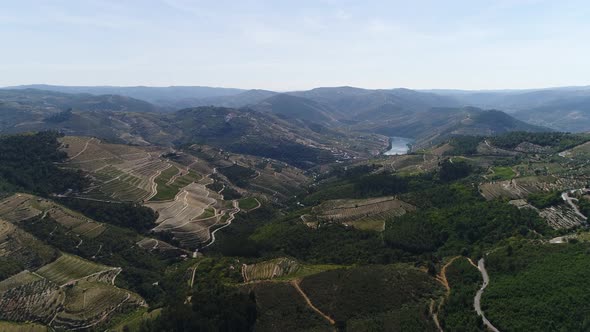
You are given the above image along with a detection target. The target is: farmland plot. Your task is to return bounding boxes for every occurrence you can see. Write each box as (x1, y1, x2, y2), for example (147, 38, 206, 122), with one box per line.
(61, 137, 300, 249)
(0, 194, 106, 238)
(0, 194, 42, 222)
(62, 137, 172, 202)
(149, 182, 227, 248)
(304, 197, 415, 231)
(0, 278, 64, 323)
(0, 321, 48, 332)
(53, 280, 144, 331)
(0, 219, 58, 272)
(0, 271, 43, 293)
(0, 251, 144, 330)
(242, 258, 300, 282)
(150, 166, 201, 201)
(250, 167, 309, 200)
(478, 176, 585, 200)
(539, 204, 586, 229)
(36, 254, 115, 286)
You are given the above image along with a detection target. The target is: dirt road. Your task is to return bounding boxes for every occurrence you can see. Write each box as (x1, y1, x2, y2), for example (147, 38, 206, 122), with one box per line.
(290, 279, 336, 326)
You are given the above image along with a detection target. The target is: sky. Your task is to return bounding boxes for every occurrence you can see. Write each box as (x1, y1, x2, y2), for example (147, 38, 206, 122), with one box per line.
(1, 0, 590, 90)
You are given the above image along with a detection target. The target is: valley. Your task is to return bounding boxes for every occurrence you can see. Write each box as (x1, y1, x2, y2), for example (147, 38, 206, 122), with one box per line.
(5, 0, 590, 330)
(1, 88, 590, 331)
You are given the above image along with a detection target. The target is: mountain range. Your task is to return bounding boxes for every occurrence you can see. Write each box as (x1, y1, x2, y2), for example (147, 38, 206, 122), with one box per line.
(6, 84, 590, 133)
(0, 85, 554, 168)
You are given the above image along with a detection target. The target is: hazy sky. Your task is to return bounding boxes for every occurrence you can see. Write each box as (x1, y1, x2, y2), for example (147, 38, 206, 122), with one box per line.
(2, 0, 589, 90)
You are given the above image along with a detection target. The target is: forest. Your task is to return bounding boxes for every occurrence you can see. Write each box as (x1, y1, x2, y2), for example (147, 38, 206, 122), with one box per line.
(0, 131, 88, 195)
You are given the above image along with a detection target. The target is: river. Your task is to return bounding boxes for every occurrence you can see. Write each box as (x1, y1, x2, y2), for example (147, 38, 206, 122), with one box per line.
(384, 137, 413, 156)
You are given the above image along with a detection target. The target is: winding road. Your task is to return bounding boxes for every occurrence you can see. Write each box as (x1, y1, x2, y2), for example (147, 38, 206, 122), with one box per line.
(561, 190, 588, 221)
(201, 200, 240, 249)
(474, 258, 500, 332)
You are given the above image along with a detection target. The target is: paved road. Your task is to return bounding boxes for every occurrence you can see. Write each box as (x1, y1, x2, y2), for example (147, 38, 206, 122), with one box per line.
(474, 258, 500, 332)
(562, 190, 588, 220)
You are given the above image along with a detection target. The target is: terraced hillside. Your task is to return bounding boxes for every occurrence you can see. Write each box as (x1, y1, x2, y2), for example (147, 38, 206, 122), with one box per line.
(0, 219, 58, 280)
(61, 136, 173, 202)
(479, 176, 585, 201)
(148, 181, 228, 248)
(187, 144, 310, 201)
(0, 231, 144, 331)
(0, 193, 106, 238)
(241, 258, 300, 282)
(59, 137, 315, 249)
(61, 137, 231, 248)
(303, 197, 415, 231)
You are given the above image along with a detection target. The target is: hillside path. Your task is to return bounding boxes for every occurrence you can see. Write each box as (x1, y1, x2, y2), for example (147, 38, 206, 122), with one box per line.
(290, 279, 336, 327)
(68, 137, 94, 160)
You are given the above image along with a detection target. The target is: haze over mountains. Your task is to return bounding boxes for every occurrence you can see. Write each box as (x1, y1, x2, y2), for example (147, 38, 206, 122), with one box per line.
(3, 84, 579, 168)
(1, 85, 551, 139)
(6, 84, 590, 133)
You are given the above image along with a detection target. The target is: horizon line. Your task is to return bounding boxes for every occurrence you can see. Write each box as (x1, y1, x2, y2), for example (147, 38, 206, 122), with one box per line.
(2, 83, 590, 93)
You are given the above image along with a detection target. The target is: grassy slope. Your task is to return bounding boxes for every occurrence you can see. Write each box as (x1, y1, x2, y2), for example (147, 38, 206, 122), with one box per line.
(239, 197, 259, 210)
(151, 167, 200, 201)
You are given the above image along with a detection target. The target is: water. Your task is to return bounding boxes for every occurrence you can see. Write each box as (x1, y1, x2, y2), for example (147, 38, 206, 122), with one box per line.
(384, 137, 413, 155)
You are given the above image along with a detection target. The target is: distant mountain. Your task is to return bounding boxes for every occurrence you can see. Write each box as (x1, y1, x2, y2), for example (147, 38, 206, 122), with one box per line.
(512, 96, 590, 132)
(163, 106, 381, 168)
(428, 86, 590, 132)
(0, 89, 161, 134)
(289, 87, 459, 119)
(251, 93, 338, 124)
(0, 88, 159, 112)
(353, 106, 548, 148)
(429, 87, 590, 112)
(6, 84, 245, 106)
(0, 87, 549, 165)
(169, 89, 278, 109)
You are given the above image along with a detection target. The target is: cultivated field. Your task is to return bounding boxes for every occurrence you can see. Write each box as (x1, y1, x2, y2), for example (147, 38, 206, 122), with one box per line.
(0, 321, 48, 332)
(0, 193, 106, 238)
(61, 137, 242, 249)
(0, 271, 43, 293)
(303, 197, 415, 231)
(479, 176, 585, 200)
(61, 136, 174, 202)
(148, 182, 223, 247)
(53, 280, 144, 331)
(0, 251, 143, 330)
(0, 219, 57, 271)
(36, 254, 116, 286)
(0, 278, 64, 324)
(241, 258, 300, 282)
(150, 166, 201, 201)
(539, 204, 586, 229)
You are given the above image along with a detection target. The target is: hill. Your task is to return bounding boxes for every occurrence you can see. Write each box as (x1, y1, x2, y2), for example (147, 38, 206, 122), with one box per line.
(511, 96, 590, 132)
(7, 85, 245, 106)
(355, 107, 547, 148)
(0, 88, 389, 167)
(170, 89, 278, 109)
(430, 86, 590, 132)
(251, 93, 338, 124)
(290, 86, 459, 119)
